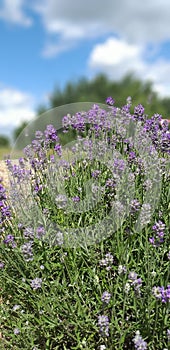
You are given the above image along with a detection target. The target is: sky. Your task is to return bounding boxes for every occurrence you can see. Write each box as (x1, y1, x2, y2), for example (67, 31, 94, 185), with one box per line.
(1, 0, 170, 139)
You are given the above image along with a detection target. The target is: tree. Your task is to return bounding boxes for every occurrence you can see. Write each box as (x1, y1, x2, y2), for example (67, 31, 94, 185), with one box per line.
(13, 121, 28, 141)
(13, 73, 170, 145)
(0, 135, 10, 147)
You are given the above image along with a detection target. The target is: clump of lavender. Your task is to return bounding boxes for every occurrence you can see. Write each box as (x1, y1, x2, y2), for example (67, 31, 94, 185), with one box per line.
(99, 252, 114, 271)
(36, 226, 45, 239)
(105, 96, 115, 106)
(118, 265, 127, 275)
(0, 184, 7, 201)
(101, 291, 111, 304)
(133, 104, 146, 122)
(0, 97, 169, 348)
(149, 220, 166, 246)
(14, 328, 20, 335)
(152, 285, 170, 303)
(91, 170, 101, 178)
(0, 183, 12, 227)
(72, 196, 80, 203)
(3, 234, 16, 248)
(97, 315, 110, 337)
(127, 271, 143, 296)
(21, 241, 34, 262)
(0, 261, 4, 269)
(130, 199, 141, 214)
(132, 330, 147, 349)
(30, 277, 42, 291)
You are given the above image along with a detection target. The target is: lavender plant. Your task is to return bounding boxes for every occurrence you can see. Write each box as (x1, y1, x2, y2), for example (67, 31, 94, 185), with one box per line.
(0, 97, 169, 349)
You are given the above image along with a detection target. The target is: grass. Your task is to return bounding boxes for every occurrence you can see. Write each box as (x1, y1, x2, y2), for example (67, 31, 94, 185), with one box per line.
(0, 101, 169, 349)
(0, 147, 12, 160)
(0, 147, 24, 160)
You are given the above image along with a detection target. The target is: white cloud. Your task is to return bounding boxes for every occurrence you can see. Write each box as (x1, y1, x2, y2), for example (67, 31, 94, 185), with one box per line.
(0, 0, 32, 26)
(88, 37, 170, 97)
(33, 0, 170, 55)
(42, 39, 76, 57)
(88, 38, 144, 72)
(0, 87, 35, 134)
(1, 0, 170, 57)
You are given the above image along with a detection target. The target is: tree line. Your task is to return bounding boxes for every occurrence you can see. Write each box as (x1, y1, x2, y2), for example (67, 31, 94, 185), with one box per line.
(1, 73, 170, 147)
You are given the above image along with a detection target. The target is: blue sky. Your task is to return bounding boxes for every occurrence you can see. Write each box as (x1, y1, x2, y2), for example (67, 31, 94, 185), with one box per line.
(1, 0, 170, 139)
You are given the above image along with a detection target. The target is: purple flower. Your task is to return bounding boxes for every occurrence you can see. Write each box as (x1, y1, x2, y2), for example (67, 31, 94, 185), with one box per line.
(118, 265, 127, 274)
(113, 158, 125, 173)
(36, 226, 45, 239)
(166, 285, 170, 300)
(99, 252, 114, 271)
(130, 199, 141, 213)
(50, 154, 55, 163)
(152, 220, 166, 234)
(149, 237, 155, 246)
(128, 151, 136, 163)
(1, 204, 11, 219)
(133, 331, 147, 349)
(31, 277, 42, 290)
(126, 96, 132, 104)
(0, 184, 7, 201)
(150, 220, 166, 245)
(14, 328, 20, 335)
(167, 329, 170, 341)
(133, 104, 146, 122)
(21, 241, 34, 262)
(72, 196, 80, 202)
(133, 278, 142, 295)
(105, 96, 115, 106)
(3, 234, 15, 245)
(44, 124, 58, 143)
(18, 157, 26, 169)
(0, 262, 4, 269)
(152, 286, 162, 299)
(12, 304, 20, 311)
(152, 285, 170, 303)
(128, 271, 138, 281)
(101, 291, 111, 304)
(54, 143, 62, 157)
(97, 315, 109, 337)
(35, 130, 44, 140)
(91, 170, 101, 178)
(105, 178, 115, 188)
(128, 272, 142, 295)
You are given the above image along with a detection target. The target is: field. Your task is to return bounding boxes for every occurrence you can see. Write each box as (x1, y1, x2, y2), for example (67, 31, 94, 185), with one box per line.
(0, 147, 11, 161)
(0, 100, 169, 349)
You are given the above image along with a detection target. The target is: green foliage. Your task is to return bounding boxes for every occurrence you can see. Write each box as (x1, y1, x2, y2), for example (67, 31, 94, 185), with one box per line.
(0, 135, 10, 147)
(13, 73, 170, 144)
(46, 73, 169, 118)
(13, 121, 28, 142)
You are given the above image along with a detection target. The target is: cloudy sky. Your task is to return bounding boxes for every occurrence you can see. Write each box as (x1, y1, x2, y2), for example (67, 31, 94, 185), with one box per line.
(1, 0, 170, 138)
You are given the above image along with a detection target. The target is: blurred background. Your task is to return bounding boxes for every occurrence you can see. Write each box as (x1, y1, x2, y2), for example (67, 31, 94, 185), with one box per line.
(0, 0, 170, 159)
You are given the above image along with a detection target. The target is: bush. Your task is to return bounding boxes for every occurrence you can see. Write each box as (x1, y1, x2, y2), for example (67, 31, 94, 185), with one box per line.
(0, 97, 169, 349)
